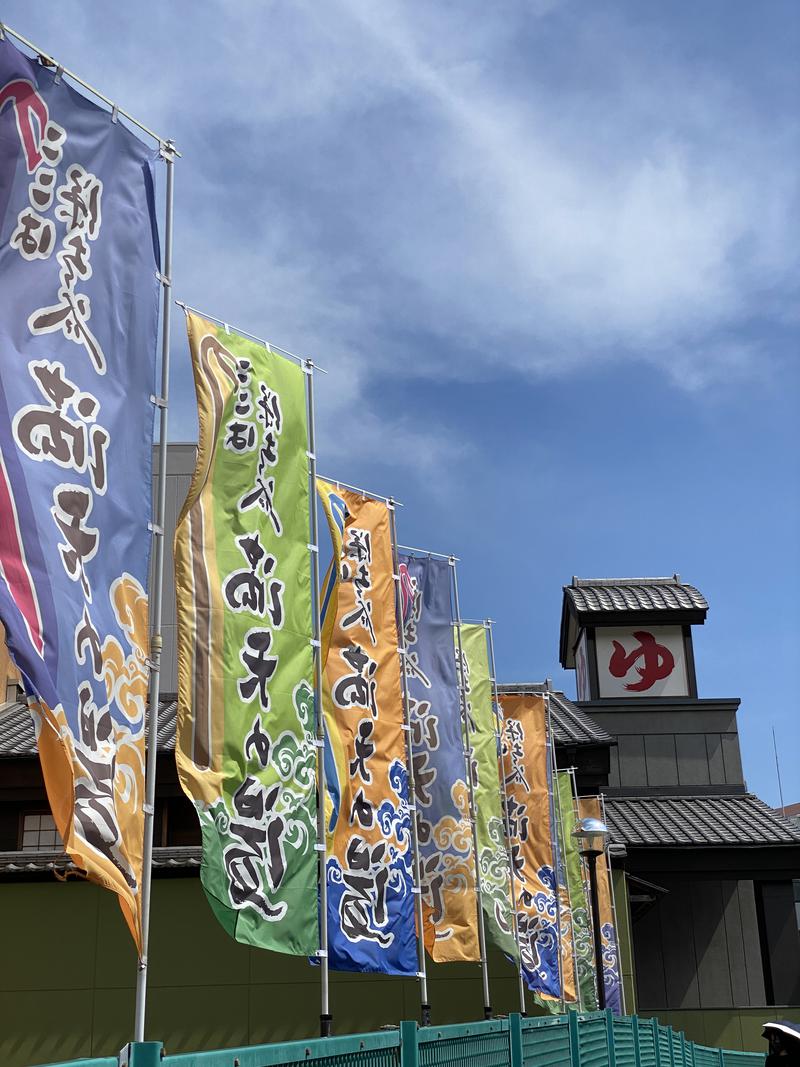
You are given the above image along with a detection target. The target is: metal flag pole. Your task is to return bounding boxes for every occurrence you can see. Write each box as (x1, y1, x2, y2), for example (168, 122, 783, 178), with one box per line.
(485, 622, 527, 1016)
(304, 361, 332, 1037)
(450, 558, 492, 1020)
(134, 138, 176, 1043)
(389, 510, 431, 1026)
(600, 792, 626, 1015)
(544, 692, 566, 1013)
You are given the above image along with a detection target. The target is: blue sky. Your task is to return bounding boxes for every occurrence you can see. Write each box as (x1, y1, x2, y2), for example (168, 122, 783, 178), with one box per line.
(5, 1, 797, 804)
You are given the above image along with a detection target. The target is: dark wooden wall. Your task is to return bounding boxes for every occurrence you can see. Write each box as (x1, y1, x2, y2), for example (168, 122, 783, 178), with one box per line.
(632, 873, 765, 1010)
(579, 703, 744, 793)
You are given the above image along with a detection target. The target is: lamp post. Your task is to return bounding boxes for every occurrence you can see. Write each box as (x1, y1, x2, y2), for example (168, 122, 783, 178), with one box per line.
(574, 815, 609, 1010)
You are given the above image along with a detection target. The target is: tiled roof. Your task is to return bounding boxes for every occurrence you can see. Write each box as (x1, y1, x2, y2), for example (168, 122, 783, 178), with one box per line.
(560, 575, 708, 667)
(0, 698, 178, 757)
(604, 794, 800, 848)
(566, 576, 708, 615)
(2, 690, 612, 754)
(497, 684, 614, 747)
(0, 845, 201, 874)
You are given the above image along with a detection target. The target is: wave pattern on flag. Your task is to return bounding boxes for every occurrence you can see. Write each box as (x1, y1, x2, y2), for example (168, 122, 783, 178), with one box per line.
(558, 772, 598, 1010)
(458, 624, 517, 959)
(399, 555, 478, 962)
(174, 313, 318, 955)
(499, 693, 561, 1002)
(0, 37, 161, 951)
(579, 795, 623, 1014)
(319, 485, 416, 976)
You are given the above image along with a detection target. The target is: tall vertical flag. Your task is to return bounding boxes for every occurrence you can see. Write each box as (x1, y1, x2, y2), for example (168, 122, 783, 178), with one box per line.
(174, 313, 318, 955)
(318, 483, 416, 975)
(579, 796, 622, 1013)
(499, 693, 561, 1002)
(0, 38, 161, 950)
(557, 772, 598, 1010)
(457, 625, 518, 959)
(546, 707, 577, 1005)
(398, 555, 478, 962)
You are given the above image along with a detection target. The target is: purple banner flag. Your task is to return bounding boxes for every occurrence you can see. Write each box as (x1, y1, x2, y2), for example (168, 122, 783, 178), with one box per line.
(0, 37, 160, 950)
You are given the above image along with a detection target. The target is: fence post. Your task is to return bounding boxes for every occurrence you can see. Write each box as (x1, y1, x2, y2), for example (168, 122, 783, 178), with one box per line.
(119, 1043, 163, 1067)
(633, 1014, 642, 1067)
(400, 1020, 419, 1067)
(606, 1009, 617, 1067)
(718, 1048, 725, 1067)
(569, 1008, 582, 1067)
(652, 1019, 661, 1067)
(669, 1028, 676, 1067)
(510, 1012, 524, 1067)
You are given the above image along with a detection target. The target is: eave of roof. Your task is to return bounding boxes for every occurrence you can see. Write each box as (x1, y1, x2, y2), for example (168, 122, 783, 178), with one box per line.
(0, 845, 202, 874)
(498, 684, 614, 747)
(559, 576, 708, 667)
(604, 793, 800, 848)
(2, 689, 614, 755)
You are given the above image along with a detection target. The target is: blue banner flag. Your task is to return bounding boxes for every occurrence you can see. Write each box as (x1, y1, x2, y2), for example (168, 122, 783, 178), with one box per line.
(0, 37, 160, 951)
(398, 555, 479, 962)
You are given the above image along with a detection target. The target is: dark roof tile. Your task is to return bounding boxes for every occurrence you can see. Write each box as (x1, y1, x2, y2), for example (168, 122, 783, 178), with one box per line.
(566, 577, 708, 615)
(0, 845, 201, 874)
(497, 684, 614, 746)
(0, 698, 178, 757)
(604, 794, 800, 847)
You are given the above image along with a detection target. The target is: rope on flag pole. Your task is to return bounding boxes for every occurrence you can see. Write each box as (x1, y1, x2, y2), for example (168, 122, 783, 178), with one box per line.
(485, 621, 527, 1016)
(450, 559, 493, 1020)
(134, 137, 176, 1043)
(304, 360, 332, 1037)
(388, 505, 431, 1027)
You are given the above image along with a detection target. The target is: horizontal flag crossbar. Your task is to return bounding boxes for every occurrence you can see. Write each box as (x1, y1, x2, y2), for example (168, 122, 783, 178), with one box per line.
(0, 22, 178, 151)
(175, 301, 327, 372)
(397, 544, 459, 561)
(318, 476, 401, 506)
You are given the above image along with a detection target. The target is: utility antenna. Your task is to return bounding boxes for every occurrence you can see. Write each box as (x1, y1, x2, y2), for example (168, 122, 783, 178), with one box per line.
(772, 726, 786, 815)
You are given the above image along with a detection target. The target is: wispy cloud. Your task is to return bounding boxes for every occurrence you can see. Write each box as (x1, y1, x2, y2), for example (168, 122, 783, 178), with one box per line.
(5, 0, 798, 445)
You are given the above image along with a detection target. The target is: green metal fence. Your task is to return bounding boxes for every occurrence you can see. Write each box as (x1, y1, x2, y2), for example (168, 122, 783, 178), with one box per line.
(41, 1011, 765, 1067)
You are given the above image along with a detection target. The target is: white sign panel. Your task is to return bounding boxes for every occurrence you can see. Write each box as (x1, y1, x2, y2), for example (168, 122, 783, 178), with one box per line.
(594, 626, 688, 698)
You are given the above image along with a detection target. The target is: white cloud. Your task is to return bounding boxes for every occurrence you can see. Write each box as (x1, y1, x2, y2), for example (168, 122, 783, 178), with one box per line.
(4, 0, 797, 430)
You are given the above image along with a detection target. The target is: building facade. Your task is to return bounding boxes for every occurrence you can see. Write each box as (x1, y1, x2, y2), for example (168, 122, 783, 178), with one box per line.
(558, 576, 800, 1047)
(0, 451, 798, 1063)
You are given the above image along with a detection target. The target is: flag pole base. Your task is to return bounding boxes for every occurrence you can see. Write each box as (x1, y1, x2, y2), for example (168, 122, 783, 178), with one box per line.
(320, 1013, 333, 1037)
(421, 1003, 431, 1027)
(484, 1005, 493, 1020)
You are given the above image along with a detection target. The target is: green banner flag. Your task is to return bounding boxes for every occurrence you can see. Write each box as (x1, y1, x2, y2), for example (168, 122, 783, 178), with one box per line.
(174, 312, 318, 955)
(557, 771, 598, 1009)
(457, 623, 518, 959)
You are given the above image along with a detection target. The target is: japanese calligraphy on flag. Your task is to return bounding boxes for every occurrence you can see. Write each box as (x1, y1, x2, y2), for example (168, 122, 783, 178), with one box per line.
(457, 625, 517, 960)
(319, 484, 416, 976)
(551, 767, 578, 1004)
(579, 795, 623, 1014)
(0, 37, 161, 951)
(558, 772, 598, 1010)
(499, 693, 562, 1002)
(398, 555, 478, 963)
(174, 313, 318, 955)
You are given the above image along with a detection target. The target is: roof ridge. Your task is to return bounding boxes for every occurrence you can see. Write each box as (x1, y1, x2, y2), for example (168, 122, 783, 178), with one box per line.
(570, 576, 684, 588)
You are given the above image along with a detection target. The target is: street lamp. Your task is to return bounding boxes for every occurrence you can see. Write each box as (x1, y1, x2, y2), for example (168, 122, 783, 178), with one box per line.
(574, 816, 610, 1009)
